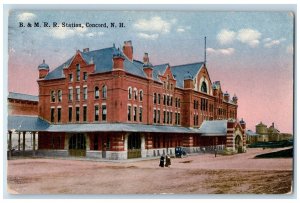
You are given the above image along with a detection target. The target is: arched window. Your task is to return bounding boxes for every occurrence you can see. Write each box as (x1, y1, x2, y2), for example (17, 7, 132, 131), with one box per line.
(134, 88, 137, 100)
(94, 86, 99, 99)
(201, 81, 207, 93)
(51, 90, 55, 102)
(102, 85, 107, 99)
(58, 90, 62, 102)
(128, 87, 132, 99)
(139, 90, 143, 101)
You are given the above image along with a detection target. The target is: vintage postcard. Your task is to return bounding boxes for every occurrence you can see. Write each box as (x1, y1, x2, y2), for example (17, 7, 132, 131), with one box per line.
(5, 7, 294, 196)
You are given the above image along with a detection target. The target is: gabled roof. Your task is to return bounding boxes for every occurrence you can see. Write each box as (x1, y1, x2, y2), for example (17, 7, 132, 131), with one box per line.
(8, 115, 50, 131)
(44, 47, 147, 80)
(198, 120, 227, 136)
(171, 62, 204, 88)
(152, 63, 169, 82)
(8, 92, 39, 102)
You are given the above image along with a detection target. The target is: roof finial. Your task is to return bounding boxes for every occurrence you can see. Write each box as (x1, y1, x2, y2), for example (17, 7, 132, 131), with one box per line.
(204, 36, 207, 65)
(43, 59, 45, 64)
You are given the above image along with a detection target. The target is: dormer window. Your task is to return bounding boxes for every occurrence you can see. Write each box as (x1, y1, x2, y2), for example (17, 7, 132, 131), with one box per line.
(201, 81, 207, 93)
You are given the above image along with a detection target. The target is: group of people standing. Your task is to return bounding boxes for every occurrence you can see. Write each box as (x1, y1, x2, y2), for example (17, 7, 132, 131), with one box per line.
(159, 154, 171, 167)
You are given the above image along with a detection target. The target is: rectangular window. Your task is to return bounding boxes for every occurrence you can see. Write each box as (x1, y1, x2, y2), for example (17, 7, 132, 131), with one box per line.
(102, 105, 107, 121)
(158, 94, 161, 104)
(175, 113, 178, 125)
(68, 88, 73, 101)
(68, 107, 72, 122)
(57, 108, 61, 123)
(128, 106, 131, 121)
(76, 88, 80, 101)
(139, 107, 143, 122)
(167, 96, 170, 106)
(76, 107, 80, 122)
(170, 97, 173, 106)
(83, 87, 87, 100)
(51, 108, 55, 123)
(94, 105, 99, 121)
(178, 99, 180, 108)
(133, 106, 137, 121)
(170, 112, 173, 124)
(167, 111, 170, 124)
(163, 111, 166, 124)
(153, 109, 157, 123)
(83, 106, 87, 122)
(83, 72, 87, 81)
(178, 113, 181, 125)
(163, 95, 166, 105)
(76, 64, 80, 81)
(69, 74, 73, 82)
(157, 110, 160, 123)
(154, 93, 157, 104)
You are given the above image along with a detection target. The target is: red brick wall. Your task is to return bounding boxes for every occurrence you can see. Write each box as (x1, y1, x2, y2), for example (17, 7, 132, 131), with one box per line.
(38, 132, 65, 149)
(37, 49, 238, 128)
(8, 99, 38, 116)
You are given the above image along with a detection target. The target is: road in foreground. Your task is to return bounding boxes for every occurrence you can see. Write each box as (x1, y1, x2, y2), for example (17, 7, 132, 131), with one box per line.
(7, 147, 293, 194)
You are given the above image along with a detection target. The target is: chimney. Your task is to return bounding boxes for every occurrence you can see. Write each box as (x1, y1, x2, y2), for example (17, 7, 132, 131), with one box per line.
(83, 48, 89, 53)
(143, 53, 153, 79)
(224, 91, 230, 102)
(113, 48, 125, 70)
(183, 72, 193, 89)
(122, 40, 133, 61)
(272, 122, 274, 128)
(232, 94, 238, 104)
(143, 53, 149, 64)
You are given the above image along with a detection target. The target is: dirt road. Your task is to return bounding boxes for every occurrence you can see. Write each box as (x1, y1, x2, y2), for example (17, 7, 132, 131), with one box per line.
(7, 147, 293, 194)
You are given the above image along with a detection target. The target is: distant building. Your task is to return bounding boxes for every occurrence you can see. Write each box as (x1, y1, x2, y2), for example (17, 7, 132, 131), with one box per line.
(246, 122, 292, 144)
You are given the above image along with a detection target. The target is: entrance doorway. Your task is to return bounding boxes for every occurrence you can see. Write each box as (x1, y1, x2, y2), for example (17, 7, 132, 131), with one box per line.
(235, 135, 243, 153)
(127, 133, 141, 159)
(69, 134, 86, 156)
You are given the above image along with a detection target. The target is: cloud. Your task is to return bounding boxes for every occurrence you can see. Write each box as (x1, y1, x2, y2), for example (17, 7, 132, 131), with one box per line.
(137, 33, 159, 40)
(216, 28, 261, 47)
(176, 26, 191, 33)
(86, 32, 104, 37)
(133, 16, 175, 33)
(17, 12, 36, 21)
(263, 38, 286, 48)
(263, 38, 272, 42)
(264, 40, 280, 48)
(207, 47, 235, 56)
(177, 28, 185, 33)
(217, 29, 236, 45)
(237, 29, 261, 47)
(286, 44, 293, 54)
(49, 24, 88, 39)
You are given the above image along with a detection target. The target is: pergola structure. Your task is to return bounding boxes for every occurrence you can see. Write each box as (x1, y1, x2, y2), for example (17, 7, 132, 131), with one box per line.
(7, 115, 49, 159)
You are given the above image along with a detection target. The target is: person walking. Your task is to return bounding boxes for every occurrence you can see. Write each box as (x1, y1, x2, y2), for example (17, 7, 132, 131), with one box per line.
(159, 155, 165, 167)
(165, 154, 171, 167)
(214, 148, 217, 157)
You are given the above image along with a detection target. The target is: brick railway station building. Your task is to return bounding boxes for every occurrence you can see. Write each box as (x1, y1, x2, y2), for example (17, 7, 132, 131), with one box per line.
(8, 40, 247, 159)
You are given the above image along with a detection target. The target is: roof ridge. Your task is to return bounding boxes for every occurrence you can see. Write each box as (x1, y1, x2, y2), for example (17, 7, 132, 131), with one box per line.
(9, 92, 38, 97)
(80, 46, 114, 54)
(171, 61, 204, 68)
